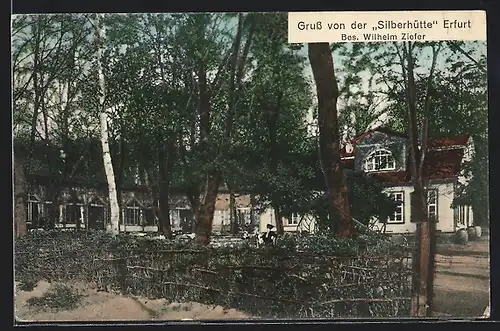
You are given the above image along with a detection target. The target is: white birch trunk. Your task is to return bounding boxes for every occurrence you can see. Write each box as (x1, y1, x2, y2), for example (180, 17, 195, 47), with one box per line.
(96, 14, 120, 234)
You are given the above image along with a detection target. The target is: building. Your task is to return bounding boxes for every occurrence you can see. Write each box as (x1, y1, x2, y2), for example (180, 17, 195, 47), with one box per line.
(22, 127, 475, 235)
(24, 174, 259, 234)
(336, 127, 475, 234)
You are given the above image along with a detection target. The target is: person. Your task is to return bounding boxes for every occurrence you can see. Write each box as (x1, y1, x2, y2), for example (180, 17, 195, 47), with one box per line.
(260, 224, 277, 246)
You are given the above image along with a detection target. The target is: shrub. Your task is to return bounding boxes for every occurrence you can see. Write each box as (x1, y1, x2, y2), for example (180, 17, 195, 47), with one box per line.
(26, 283, 86, 311)
(17, 276, 38, 292)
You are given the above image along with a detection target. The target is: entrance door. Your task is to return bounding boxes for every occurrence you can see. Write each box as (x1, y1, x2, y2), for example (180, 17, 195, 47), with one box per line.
(88, 205, 105, 230)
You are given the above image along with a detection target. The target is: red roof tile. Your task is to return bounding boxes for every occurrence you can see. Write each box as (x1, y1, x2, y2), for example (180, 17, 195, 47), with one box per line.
(370, 149, 465, 186)
(427, 135, 469, 150)
(370, 171, 410, 186)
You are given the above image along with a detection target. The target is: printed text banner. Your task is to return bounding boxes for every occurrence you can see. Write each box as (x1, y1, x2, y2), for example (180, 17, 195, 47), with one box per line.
(288, 11, 486, 43)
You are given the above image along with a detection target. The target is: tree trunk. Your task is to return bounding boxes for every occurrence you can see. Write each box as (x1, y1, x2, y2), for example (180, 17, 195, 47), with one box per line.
(194, 60, 217, 245)
(195, 172, 221, 246)
(186, 187, 200, 233)
(96, 14, 120, 235)
(403, 41, 430, 317)
(26, 21, 41, 174)
(115, 132, 125, 227)
(273, 204, 284, 234)
(70, 189, 80, 230)
(308, 43, 354, 237)
(250, 194, 256, 231)
(14, 155, 27, 238)
(157, 142, 174, 239)
(193, 14, 253, 245)
(266, 92, 284, 235)
(229, 189, 238, 235)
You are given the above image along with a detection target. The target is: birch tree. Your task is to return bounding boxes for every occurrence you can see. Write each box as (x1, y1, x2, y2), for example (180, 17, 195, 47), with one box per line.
(95, 14, 120, 234)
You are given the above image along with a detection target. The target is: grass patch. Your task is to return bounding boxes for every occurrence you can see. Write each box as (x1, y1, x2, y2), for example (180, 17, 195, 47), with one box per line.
(26, 283, 86, 311)
(17, 277, 38, 292)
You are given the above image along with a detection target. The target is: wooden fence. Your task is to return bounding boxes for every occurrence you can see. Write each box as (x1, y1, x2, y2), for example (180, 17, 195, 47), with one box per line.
(15, 231, 413, 318)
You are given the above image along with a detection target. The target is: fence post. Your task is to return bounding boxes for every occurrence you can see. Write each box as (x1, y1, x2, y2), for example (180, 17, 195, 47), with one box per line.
(410, 193, 435, 317)
(117, 257, 128, 294)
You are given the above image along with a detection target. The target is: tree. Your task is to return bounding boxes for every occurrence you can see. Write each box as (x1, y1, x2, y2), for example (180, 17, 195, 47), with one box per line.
(14, 154, 28, 238)
(13, 14, 102, 224)
(332, 40, 486, 315)
(95, 13, 120, 234)
(308, 43, 354, 237)
(400, 41, 437, 317)
(227, 12, 314, 235)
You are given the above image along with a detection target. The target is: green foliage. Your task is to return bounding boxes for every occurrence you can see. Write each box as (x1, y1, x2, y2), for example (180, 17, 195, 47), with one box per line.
(13, 13, 393, 232)
(26, 283, 86, 311)
(273, 231, 403, 256)
(18, 277, 38, 292)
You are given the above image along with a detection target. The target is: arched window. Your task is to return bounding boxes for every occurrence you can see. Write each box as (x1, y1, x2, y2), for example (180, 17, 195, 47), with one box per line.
(363, 149, 396, 172)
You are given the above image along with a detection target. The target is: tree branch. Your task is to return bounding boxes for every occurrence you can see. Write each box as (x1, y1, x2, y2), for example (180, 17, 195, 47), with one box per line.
(446, 41, 486, 73)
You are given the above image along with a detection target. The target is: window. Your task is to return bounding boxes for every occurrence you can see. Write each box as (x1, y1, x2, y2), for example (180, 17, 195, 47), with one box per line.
(426, 189, 438, 221)
(65, 204, 84, 224)
(170, 209, 181, 229)
(237, 208, 252, 225)
(363, 149, 396, 172)
(387, 192, 404, 224)
(218, 210, 229, 225)
(27, 194, 40, 225)
(287, 213, 300, 225)
(124, 200, 141, 226)
(64, 195, 83, 225)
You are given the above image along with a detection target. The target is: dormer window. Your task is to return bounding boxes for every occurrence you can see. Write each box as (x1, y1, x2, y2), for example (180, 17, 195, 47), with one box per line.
(363, 149, 396, 172)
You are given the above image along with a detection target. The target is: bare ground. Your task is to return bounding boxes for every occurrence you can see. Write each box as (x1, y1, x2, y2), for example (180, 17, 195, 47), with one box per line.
(432, 234, 490, 318)
(15, 280, 251, 322)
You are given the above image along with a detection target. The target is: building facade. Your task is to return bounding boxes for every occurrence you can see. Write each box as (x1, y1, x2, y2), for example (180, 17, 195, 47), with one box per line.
(23, 127, 475, 235)
(338, 127, 475, 234)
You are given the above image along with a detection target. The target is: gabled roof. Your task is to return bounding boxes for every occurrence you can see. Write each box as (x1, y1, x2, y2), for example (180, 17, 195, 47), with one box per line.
(340, 126, 470, 185)
(351, 127, 408, 144)
(341, 126, 407, 158)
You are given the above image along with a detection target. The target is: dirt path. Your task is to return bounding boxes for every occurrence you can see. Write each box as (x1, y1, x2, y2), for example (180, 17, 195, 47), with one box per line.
(432, 234, 490, 318)
(15, 281, 251, 322)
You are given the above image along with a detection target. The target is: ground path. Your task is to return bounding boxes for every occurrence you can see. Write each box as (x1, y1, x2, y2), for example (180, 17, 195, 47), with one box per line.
(432, 231, 490, 318)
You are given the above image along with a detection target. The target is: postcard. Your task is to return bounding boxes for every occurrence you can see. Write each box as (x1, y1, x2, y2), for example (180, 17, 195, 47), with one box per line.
(13, 10, 488, 322)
